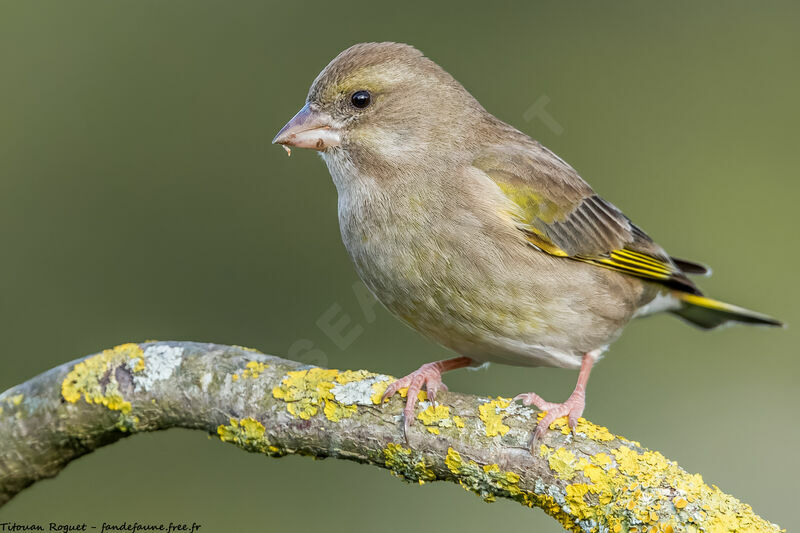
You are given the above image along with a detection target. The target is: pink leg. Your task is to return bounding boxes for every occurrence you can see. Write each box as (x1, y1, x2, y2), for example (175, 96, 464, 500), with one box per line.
(515, 353, 596, 446)
(382, 356, 474, 442)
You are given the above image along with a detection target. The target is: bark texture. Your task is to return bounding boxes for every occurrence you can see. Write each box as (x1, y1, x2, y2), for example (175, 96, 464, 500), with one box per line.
(0, 342, 782, 532)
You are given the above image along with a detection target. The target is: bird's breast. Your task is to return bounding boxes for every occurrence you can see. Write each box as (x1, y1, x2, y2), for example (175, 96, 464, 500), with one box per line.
(336, 181, 447, 312)
(332, 169, 551, 353)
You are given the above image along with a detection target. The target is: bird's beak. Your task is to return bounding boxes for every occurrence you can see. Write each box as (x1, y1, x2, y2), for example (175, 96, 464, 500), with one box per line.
(272, 103, 341, 154)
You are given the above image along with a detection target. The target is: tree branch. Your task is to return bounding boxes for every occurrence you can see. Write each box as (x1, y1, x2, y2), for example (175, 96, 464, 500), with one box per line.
(0, 342, 782, 532)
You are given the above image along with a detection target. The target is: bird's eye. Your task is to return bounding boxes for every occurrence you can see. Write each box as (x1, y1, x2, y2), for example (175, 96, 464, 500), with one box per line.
(350, 90, 371, 109)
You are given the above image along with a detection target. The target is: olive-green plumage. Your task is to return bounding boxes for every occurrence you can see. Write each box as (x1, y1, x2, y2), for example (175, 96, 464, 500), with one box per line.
(276, 42, 781, 372)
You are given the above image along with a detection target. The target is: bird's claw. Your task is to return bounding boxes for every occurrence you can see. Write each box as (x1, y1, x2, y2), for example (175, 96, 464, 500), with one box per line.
(515, 391, 586, 450)
(381, 363, 449, 442)
(427, 381, 448, 406)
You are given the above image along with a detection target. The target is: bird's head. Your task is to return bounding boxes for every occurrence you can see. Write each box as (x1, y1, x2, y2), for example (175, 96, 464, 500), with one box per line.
(273, 42, 490, 173)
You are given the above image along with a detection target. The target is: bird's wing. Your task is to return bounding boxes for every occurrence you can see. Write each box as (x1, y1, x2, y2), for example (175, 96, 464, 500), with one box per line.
(474, 143, 701, 294)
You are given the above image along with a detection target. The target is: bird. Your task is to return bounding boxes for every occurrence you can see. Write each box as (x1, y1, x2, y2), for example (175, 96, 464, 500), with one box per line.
(272, 42, 782, 447)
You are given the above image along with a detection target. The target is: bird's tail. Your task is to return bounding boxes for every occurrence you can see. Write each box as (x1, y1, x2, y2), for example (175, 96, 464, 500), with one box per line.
(671, 292, 783, 330)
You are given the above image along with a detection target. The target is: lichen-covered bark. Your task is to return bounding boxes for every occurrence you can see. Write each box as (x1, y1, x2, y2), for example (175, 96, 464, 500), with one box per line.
(0, 342, 782, 532)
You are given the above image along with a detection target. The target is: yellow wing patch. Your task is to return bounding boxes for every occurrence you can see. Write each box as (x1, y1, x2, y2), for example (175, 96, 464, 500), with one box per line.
(575, 249, 675, 281)
(523, 230, 570, 257)
(523, 231, 677, 282)
(582, 250, 673, 279)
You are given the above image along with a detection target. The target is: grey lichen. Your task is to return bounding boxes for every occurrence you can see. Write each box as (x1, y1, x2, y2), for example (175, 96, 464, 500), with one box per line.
(130, 344, 184, 392)
(331, 374, 389, 406)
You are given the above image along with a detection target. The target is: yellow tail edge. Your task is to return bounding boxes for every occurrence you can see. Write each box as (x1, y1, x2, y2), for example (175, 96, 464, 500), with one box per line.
(673, 293, 784, 330)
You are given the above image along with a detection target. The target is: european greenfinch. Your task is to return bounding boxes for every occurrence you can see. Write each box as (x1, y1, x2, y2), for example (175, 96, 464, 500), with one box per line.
(273, 42, 782, 446)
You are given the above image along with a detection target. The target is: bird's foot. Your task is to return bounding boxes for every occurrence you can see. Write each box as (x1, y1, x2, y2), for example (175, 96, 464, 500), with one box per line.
(514, 390, 586, 444)
(381, 362, 449, 442)
(514, 353, 595, 451)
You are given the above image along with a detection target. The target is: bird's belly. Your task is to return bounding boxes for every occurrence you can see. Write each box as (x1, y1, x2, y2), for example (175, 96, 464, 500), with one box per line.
(353, 252, 593, 369)
(339, 215, 624, 369)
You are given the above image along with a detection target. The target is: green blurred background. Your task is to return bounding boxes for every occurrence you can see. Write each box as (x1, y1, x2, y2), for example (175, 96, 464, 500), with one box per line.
(1, 1, 798, 530)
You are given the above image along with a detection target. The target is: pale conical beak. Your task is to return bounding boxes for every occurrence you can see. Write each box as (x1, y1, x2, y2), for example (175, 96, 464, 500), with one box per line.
(272, 103, 341, 153)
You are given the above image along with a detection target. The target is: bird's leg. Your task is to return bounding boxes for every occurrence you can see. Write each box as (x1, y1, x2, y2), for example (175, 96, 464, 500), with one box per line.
(515, 352, 596, 445)
(381, 356, 474, 442)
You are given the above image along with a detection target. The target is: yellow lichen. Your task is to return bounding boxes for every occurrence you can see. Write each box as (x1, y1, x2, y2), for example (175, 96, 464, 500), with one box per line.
(445, 447, 464, 474)
(323, 399, 358, 422)
(447, 449, 519, 502)
(218, 417, 264, 441)
(383, 443, 436, 483)
(368, 377, 428, 404)
(417, 404, 453, 434)
(399, 387, 427, 401)
(565, 483, 592, 519)
(547, 447, 578, 480)
(335, 369, 373, 384)
(539, 412, 615, 442)
(271, 367, 362, 423)
(370, 380, 389, 404)
(595, 445, 781, 532)
(444, 448, 579, 529)
(217, 416, 284, 456)
(61, 343, 145, 414)
(10, 394, 23, 406)
(232, 360, 268, 381)
(573, 418, 615, 441)
(579, 459, 616, 505)
(130, 356, 145, 372)
(482, 463, 523, 499)
(272, 368, 339, 420)
(232, 345, 263, 353)
(478, 397, 511, 437)
(592, 452, 612, 468)
(613, 446, 672, 489)
(447, 441, 775, 533)
(453, 415, 465, 428)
